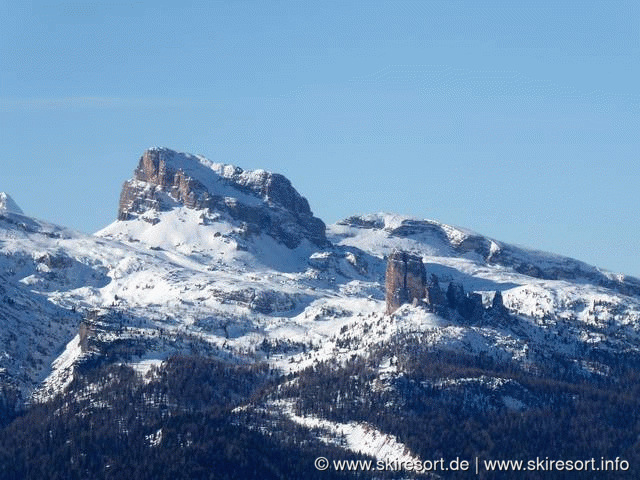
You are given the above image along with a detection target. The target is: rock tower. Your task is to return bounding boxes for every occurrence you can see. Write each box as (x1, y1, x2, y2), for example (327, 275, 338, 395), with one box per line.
(385, 251, 426, 314)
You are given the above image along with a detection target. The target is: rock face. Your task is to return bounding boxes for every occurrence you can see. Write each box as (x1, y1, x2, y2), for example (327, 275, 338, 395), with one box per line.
(118, 148, 327, 248)
(384, 248, 511, 322)
(426, 274, 447, 307)
(444, 282, 484, 323)
(446, 282, 466, 309)
(337, 213, 640, 298)
(491, 290, 508, 317)
(385, 251, 426, 314)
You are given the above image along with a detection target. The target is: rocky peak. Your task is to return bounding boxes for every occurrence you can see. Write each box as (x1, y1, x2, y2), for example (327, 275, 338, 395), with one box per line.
(0, 193, 24, 215)
(117, 148, 327, 248)
(385, 251, 426, 314)
(491, 290, 508, 317)
(336, 213, 640, 297)
(446, 282, 466, 309)
(426, 274, 447, 307)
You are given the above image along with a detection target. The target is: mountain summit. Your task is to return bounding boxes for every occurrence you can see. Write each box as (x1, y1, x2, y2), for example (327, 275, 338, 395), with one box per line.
(3, 148, 640, 478)
(116, 147, 326, 249)
(0, 192, 24, 215)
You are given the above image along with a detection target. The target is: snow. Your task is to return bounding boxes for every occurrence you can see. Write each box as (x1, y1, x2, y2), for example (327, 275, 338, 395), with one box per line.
(130, 358, 164, 381)
(32, 334, 83, 402)
(97, 205, 316, 273)
(1, 148, 640, 479)
(143, 147, 264, 207)
(276, 401, 425, 470)
(2, 153, 640, 419)
(0, 192, 24, 215)
(3, 200, 639, 409)
(502, 395, 526, 411)
(146, 428, 163, 447)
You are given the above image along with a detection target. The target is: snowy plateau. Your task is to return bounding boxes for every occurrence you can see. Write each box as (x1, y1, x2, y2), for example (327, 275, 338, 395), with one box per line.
(1, 147, 640, 478)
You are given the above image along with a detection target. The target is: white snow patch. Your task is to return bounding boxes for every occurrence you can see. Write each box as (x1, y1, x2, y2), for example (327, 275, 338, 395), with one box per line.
(502, 395, 526, 411)
(276, 401, 425, 472)
(146, 428, 163, 447)
(130, 358, 164, 382)
(32, 334, 83, 402)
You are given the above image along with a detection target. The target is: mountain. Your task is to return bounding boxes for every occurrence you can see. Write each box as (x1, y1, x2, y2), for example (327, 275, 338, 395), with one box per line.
(1, 148, 639, 478)
(0, 193, 23, 215)
(0, 203, 128, 403)
(116, 147, 327, 249)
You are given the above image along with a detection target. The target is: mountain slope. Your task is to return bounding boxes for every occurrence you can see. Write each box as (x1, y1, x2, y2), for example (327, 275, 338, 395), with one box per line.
(2, 149, 640, 401)
(0, 193, 23, 215)
(116, 147, 327, 249)
(1, 148, 640, 478)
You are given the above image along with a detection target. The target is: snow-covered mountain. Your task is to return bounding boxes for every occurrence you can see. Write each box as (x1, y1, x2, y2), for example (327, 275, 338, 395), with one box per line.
(0, 193, 23, 215)
(2, 148, 640, 476)
(2, 146, 639, 395)
(116, 147, 327, 249)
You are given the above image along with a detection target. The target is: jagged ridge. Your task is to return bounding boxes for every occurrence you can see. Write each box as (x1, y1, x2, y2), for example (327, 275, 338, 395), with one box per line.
(118, 147, 327, 248)
(335, 213, 640, 296)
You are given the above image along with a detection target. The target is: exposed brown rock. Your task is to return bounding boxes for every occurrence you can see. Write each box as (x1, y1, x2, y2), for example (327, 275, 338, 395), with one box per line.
(117, 148, 327, 249)
(385, 251, 426, 314)
(78, 322, 93, 353)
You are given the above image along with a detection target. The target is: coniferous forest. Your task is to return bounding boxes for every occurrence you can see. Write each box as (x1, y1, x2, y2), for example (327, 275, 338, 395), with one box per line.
(1, 342, 639, 479)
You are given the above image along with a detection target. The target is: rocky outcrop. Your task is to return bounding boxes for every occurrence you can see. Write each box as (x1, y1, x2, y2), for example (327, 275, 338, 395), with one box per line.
(78, 322, 93, 353)
(336, 213, 640, 298)
(446, 282, 466, 310)
(426, 274, 447, 307)
(424, 276, 508, 324)
(444, 282, 483, 322)
(385, 252, 498, 323)
(35, 252, 74, 269)
(385, 251, 426, 314)
(383, 247, 512, 322)
(118, 148, 327, 249)
(491, 290, 509, 317)
(460, 292, 484, 321)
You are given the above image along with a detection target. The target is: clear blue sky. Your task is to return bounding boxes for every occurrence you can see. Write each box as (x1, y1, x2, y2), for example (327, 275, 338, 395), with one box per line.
(1, 1, 639, 277)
